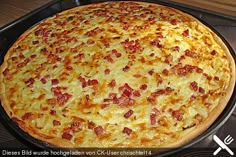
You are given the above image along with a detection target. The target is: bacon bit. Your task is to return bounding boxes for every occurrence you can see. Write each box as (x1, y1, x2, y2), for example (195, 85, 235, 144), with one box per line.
(156, 89, 166, 95)
(108, 79, 116, 88)
(74, 53, 84, 60)
(123, 127, 132, 135)
(87, 39, 95, 44)
(147, 93, 157, 103)
(88, 121, 96, 129)
(164, 55, 173, 64)
(214, 76, 219, 81)
(165, 87, 173, 95)
(104, 69, 110, 75)
(19, 53, 25, 59)
(190, 95, 196, 101)
(50, 110, 56, 115)
(150, 53, 155, 57)
(133, 74, 141, 78)
(17, 58, 30, 68)
(173, 46, 180, 51)
(116, 52, 122, 58)
(21, 112, 32, 120)
(185, 65, 195, 73)
(53, 120, 61, 126)
(70, 47, 77, 53)
(71, 121, 83, 132)
(2, 68, 9, 76)
(139, 56, 145, 63)
(32, 40, 39, 45)
(25, 78, 35, 88)
(94, 9, 108, 17)
(101, 104, 109, 109)
(41, 106, 48, 111)
(40, 77, 47, 84)
(55, 47, 64, 53)
(47, 98, 57, 106)
(87, 79, 99, 86)
(150, 113, 157, 125)
(117, 96, 135, 107)
(109, 93, 117, 99)
(185, 49, 197, 58)
(133, 90, 141, 97)
(203, 73, 212, 80)
(66, 66, 73, 71)
(35, 28, 47, 36)
(202, 94, 208, 100)
(178, 55, 185, 62)
(40, 48, 49, 55)
(78, 76, 87, 88)
(150, 39, 163, 48)
(124, 109, 134, 118)
(62, 132, 72, 140)
(140, 13, 146, 18)
(66, 37, 78, 43)
(196, 67, 203, 73)
(111, 49, 121, 58)
(30, 54, 37, 59)
(172, 63, 196, 76)
(182, 29, 189, 37)
(67, 16, 74, 21)
(122, 23, 130, 30)
(172, 110, 183, 121)
(111, 49, 118, 54)
(148, 69, 154, 75)
(156, 32, 164, 38)
(51, 79, 59, 85)
(83, 20, 89, 24)
(122, 39, 142, 53)
(147, 89, 167, 103)
(119, 83, 133, 93)
(94, 126, 104, 136)
(152, 108, 160, 116)
(11, 56, 18, 61)
(170, 19, 178, 25)
(211, 50, 217, 55)
(162, 69, 169, 76)
(63, 126, 71, 134)
(122, 89, 132, 97)
(57, 93, 72, 106)
(128, 54, 136, 62)
(104, 55, 114, 63)
(190, 81, 198, 91)
(123, 65, 130, 72)
(148, 17, 156, 24)
(140, 84, 147, 90)
(198, 87, 205, 94)
(106, 16, 116, 22)
(103, 93, 117, 102)
(85, 27, 104, 36)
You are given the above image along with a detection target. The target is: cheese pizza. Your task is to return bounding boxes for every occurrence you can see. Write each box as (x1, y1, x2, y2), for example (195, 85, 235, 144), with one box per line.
(0, 1, 235, 148)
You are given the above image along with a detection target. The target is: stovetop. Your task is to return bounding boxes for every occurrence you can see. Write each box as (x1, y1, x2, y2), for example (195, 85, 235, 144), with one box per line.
(0, 0, 235, 156)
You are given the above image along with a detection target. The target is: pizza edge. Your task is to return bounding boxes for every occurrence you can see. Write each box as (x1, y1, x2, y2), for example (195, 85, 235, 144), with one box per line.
(163, 8, 236, 148)
(0, 1, 235, 148)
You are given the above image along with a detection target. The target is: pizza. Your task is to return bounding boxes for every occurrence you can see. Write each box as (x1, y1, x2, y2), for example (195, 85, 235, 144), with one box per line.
(0, 1, 235, 148)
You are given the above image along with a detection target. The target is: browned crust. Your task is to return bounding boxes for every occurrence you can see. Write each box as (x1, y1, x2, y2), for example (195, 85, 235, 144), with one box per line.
(0, 1, 235, 149)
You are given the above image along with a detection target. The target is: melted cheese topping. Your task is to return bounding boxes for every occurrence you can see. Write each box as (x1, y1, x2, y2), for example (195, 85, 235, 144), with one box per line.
(0, 2, 233, 147)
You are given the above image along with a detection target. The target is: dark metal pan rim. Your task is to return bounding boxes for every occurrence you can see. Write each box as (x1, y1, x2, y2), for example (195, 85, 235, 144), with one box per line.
(0, 1, 235, 156)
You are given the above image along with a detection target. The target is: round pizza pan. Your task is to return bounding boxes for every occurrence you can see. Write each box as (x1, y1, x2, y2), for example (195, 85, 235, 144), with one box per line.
(0, 1, 235, 156)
